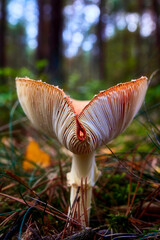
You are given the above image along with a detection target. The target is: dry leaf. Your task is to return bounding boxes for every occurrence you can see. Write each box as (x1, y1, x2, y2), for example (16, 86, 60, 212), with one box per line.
(23, 140, 51, 170)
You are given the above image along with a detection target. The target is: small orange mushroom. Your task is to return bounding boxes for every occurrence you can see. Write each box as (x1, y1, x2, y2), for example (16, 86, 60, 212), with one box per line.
(16, 76, 148, 225)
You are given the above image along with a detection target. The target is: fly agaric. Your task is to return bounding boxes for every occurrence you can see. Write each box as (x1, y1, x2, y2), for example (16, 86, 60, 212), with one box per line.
(16, 76, 148, 225)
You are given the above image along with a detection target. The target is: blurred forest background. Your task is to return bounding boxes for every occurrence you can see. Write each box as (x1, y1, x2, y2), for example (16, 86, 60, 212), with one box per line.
(0, 1, 160, 238)
(0, 0, 160, 102)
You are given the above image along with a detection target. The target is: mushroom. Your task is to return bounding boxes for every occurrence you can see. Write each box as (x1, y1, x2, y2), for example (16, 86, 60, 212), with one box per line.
(16, 76, 148, 225)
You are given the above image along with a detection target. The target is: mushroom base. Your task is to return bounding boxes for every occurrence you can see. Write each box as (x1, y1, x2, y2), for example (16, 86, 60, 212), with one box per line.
(67, 152, 101, 226)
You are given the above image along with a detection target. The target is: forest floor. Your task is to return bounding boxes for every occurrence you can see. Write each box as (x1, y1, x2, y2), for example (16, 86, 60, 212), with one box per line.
(0, 95, 160, 240)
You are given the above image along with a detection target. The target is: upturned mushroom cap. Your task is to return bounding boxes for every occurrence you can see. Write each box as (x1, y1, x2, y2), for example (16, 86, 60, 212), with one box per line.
(16, 77, 148, 154)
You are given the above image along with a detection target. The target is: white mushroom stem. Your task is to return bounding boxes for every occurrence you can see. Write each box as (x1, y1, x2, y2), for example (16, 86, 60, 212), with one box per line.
(67, 152, 101, 226)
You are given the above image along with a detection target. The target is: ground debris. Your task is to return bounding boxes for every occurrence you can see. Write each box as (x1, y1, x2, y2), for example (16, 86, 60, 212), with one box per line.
(63, 228, 95, 240)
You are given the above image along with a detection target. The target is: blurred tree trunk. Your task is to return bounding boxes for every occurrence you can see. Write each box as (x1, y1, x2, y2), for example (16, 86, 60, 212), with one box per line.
(49, 0, 63, 85)
(135, 0, 144, 75)
(37, 0, 63, 85)
(97, 0, 107, 81)
(152, 0, 160, 64)
(37, 0, 50, 64)
(0, 0, 6, 69)
(122, 0, 130, 78)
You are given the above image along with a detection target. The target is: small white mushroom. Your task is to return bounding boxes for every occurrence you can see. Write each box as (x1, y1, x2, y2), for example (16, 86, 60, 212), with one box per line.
(16, 76, 148, 226)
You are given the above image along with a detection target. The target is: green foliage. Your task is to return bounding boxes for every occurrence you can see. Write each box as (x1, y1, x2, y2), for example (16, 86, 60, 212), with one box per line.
(0, 67, 35, 80)
(66, 71, 106, 100)
(98, 172, 144, 207)
(146, 85, 160, 105)
(0, 92, 14, 107)
(36, 59, 48, 71)
(107, 214, 133, 232)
